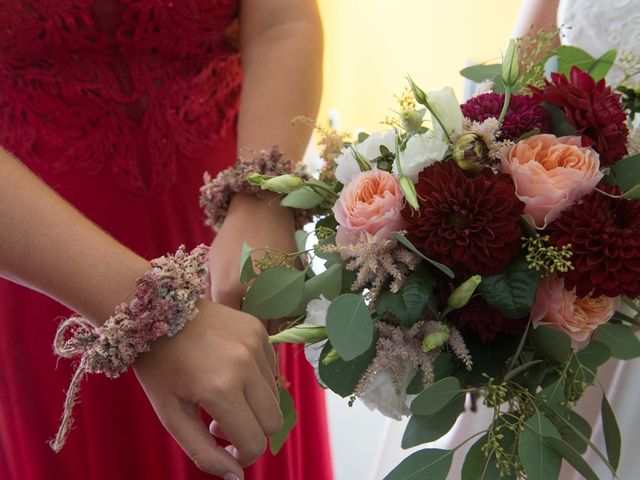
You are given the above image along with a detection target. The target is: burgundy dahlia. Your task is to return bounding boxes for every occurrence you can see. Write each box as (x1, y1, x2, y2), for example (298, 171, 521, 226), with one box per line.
(402, 160, 524, 276)
(461, 92, 552, 141)
(531, 67, 629, 166)
(547, 184, 640, 298)
(454, 296, 527, 343)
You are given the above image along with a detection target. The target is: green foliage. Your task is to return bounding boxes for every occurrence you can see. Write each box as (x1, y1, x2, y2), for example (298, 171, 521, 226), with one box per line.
(402, 394, 465, 448)
(243, 267, 305, 320)
(392, 232, 455, 278)
(383, 449, 453, 480)
(595, 323, 640, 359)
(326, 294, 374, 361)
(544, 437, 599, 480)
(410, 377, 462, 416)
(601, 393, 621, 470)
(529, 326, 571, 364)
(608, 153, 640, 191)
(459, 63, 505, 93)
(543, 102, 578, 136)
(462, 434, 504, 480)
(478, 254, 539, 319)
(290, 263, 343, 317)
(375, 268, 437, 328)
(239, 243, 257, 283)
(556, 46, 616, 81)
(318, 340, 375, 397)
(518, 413, 562, 480)
(269, 387, 297, 455)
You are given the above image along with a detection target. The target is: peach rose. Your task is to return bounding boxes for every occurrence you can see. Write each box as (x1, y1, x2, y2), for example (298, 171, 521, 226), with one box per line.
(333, 170, 406, 246)
(501, 134, 603, 228)
(531, 276, 616, 349)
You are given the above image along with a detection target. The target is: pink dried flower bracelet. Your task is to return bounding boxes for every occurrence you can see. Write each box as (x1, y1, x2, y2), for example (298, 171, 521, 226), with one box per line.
(50, 244, 209, 452)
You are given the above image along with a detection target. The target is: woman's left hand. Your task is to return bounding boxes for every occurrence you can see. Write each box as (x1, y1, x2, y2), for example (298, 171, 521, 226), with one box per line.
(208, 192, 298, 332)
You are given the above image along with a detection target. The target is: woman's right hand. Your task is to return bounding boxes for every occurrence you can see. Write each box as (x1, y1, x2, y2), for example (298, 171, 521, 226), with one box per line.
(133, 299, 282, 480)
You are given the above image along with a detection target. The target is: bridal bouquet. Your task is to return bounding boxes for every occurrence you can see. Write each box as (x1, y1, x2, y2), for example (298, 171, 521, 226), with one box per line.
(241, 38, 640, 479)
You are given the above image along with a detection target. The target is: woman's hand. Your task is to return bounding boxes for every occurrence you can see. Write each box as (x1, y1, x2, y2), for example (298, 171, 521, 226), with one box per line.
(208, 193, 298, 330)
(133, 299, 282, 480)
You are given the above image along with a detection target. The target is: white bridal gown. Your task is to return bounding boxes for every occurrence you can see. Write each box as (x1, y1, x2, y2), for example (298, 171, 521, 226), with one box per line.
(370, 1, 640, 478)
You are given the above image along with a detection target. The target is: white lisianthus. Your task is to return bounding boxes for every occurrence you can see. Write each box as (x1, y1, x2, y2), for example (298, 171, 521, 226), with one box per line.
(394, 130, 448, 182)
(335, 129, 396, 184)
(427, 87, 463, 141)
(303, 296, 332, 382)
(360, 362, 415, 420)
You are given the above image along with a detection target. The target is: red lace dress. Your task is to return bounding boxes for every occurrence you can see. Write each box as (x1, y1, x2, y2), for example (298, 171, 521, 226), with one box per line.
(0, 1, 333, 479)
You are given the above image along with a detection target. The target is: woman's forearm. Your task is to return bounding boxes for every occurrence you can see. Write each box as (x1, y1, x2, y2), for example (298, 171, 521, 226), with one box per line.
(0, 149, 149, 325)
(512, 0, 560, 39)
(237, 0, 323, 164)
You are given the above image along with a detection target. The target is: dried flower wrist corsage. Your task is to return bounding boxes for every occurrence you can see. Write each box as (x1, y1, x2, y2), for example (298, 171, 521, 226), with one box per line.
(50, 245, 209, 452)
(199, 147, 316, 230)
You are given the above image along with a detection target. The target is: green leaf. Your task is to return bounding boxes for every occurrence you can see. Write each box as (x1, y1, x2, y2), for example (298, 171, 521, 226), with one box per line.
(462, 434, 501, 480)
(595, 323, 640, 359)
(530, 326, 571, 363)
(478, 254, 538, 319)
(326, 294, 374, 361)
(601, 393, 621, 470)
(621, 184, 640, 199)
(543, 102, 577, 137)
(269, 387, 297, 455)
(319, 340, 375, 397)
(537, 380, 566, 414)
(518, 413, 562, 480)
(402, 394, 465, 448)
(243, 267, 306, 320)
(239, 243, 257, 283)
(294, 229, 310, 252)
(291, 263, 343, 317)
(558, 411, 591, 455)
(410, 377, 462, 416)
(375, 269, 437, 328)
(393, 232, 455, 278)
(556, 46, 616, 81)
(543, 437, 599, 480)
(314, 234, 342, 266)
(384, 449, 453, 480)
(504, 359, 544, 381)
(433, 352, 455, 381)
(281, 186, 324, 209)
(460, 63, 501, 82)
(609, 154, 640, 191)
(570, 340, 611, 385)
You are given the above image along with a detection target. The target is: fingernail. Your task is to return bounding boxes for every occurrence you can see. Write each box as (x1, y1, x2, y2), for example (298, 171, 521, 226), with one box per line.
(224, 445, 240, 460)
(224, 474, 240, 480)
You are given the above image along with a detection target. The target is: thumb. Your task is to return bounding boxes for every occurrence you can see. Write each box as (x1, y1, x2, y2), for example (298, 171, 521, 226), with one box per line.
(159, 400, 244, 480)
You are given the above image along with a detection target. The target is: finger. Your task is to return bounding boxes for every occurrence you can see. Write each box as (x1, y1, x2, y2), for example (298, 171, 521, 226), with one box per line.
(160, 399, 244, 480)
(258, 344, 278, 398)
(209, 420, 229, 441)
(203, 395, 267, 467)
(246, 374, 283, 437)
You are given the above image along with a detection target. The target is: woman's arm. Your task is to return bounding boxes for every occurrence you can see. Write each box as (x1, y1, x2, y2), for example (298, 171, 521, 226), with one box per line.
(512, 0, 560, 39)
(0, 149, 281, 478)
(209, 0, 323, 312)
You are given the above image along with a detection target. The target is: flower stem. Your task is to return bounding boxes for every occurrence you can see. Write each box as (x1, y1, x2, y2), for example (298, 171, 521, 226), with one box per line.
(498, 87, 512, 124)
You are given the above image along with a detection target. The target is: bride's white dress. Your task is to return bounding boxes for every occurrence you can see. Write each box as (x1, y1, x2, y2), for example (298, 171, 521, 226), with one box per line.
(370, 1, 640, 478)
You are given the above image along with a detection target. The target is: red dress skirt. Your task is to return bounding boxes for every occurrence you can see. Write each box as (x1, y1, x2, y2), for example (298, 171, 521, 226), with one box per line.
(0, 1, 333, 479)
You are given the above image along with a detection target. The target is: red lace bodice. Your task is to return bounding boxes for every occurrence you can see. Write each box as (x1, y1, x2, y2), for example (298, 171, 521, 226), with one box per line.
(0, 0, 242, 195)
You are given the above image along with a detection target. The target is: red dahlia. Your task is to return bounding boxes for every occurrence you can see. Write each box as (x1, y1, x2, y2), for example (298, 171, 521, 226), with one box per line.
(454, 297, 527, 343)
(531, 67, 629, 166)
(547, 184, 640, 298)
(402, 161, 524, 276)
(461, 92, 552, 141)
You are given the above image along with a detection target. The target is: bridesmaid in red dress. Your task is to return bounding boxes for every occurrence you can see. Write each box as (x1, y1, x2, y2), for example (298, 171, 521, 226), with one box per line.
(0, 1, 332, 479)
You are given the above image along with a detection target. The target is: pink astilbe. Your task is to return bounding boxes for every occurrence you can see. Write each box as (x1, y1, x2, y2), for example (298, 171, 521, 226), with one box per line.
(452, 118, 515, 165)
(320, 237, 421, 301)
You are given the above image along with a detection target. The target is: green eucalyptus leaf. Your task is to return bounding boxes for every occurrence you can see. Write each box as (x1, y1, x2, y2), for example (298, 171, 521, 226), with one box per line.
(318, 340, 375, 397)
(543, 437, 599, 480)
(460, 63, 501, 82)
(239, 243, 257, 284)
(601, 393, 621, 470)
(281, 186, 324, 209)
(595, 323, 640, 359)
(410, 377, 462, 416)
(269, 387, 297, 455)
(556, 46, 595, 76)
(462, 434, 502, 480)
(609, 153, 640, 191)
(530, 326, 571, 363)
(326, 294, 374, 361)
(315, 234, 342, 266)
(375, 269, 437, 328)
(393, 232, 454, 278)
(558, 411, 591, 455)
(478, 254, 538, 319)
(543, 102, 578, 136)
(291, 263, 343, 317)
(503, 359, 544, 381)
(518, 412, 562, 480)
(537, 380, 566, 414)
(402, 394, 465, 448)
(621, 185, 640, 199)
(243, 267, 306, 320)
(383, 449, 453, 480)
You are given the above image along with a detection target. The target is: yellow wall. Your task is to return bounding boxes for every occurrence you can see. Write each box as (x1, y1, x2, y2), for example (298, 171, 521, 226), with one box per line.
(318, 0, 522, 132)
